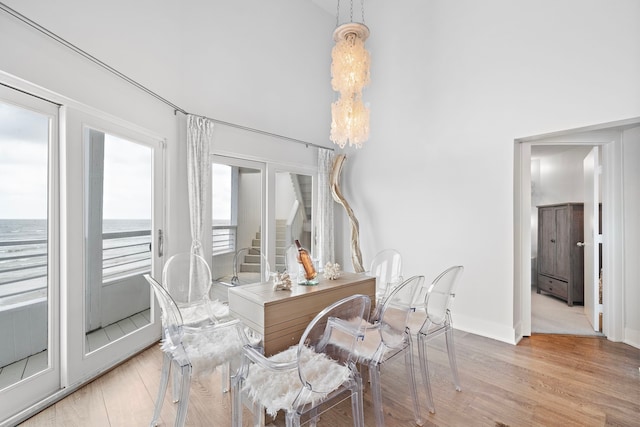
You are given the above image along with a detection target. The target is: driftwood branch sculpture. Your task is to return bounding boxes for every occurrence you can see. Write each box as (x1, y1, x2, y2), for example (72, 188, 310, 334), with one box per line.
(330, 154, 364, 273)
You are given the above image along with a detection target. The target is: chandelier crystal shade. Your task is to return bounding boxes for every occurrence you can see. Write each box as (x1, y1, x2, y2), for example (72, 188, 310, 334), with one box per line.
(330, 94, 370, 149)
(330, 19, 371, 149)
(331, 32, 370, 95)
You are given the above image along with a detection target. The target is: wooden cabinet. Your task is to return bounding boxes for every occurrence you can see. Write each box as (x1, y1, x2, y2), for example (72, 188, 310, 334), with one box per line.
(537, 203, 584, 306)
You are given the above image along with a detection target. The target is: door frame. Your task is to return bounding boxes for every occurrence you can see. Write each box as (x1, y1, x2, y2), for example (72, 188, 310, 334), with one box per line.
(514, 117, 640, 343)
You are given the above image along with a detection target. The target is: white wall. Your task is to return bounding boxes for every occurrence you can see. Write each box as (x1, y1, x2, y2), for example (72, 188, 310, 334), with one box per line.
(275, 172, 296, 220)
(237, 172, 262, 250)
(333, 0, 640, 343)
(622, 127, 640, 347)
(533, 147, 594, 206)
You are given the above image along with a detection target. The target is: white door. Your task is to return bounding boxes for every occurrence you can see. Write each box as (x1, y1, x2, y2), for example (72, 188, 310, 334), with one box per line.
(64, 108, 164, 385)
(583, 147, 601, 331)
(0, 86, 61, 421)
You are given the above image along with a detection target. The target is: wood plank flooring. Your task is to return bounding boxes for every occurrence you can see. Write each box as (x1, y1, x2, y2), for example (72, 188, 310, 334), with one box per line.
(19, 331, 640, 427)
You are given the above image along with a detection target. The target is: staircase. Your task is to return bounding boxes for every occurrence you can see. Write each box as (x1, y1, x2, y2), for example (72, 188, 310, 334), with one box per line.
(240, 224, 288, 274)
(275, 220, 287, 272)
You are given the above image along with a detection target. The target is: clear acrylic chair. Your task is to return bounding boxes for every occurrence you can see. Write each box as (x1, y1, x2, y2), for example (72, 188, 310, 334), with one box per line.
(144, 274, 248, 427)
(231, 294, 371, 427)
(163, 252, 234, 397)
(411, 265, 464, 414)
(367, 249, 403, 314)
(329, 275, 425, 427)
(162, 252, 230, 324)
(230, 247, 271, 286)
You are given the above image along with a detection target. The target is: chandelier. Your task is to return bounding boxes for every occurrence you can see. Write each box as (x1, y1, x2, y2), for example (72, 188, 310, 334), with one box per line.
(330, 1, 370, 149)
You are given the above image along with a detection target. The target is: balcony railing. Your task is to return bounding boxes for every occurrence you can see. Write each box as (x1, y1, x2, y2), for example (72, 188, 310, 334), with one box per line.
(0, 230, 151, 300)
(212, 224, 236, 256)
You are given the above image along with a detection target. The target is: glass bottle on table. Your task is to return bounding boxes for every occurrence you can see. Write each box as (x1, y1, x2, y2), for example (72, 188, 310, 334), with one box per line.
(295, 239, 317, 284)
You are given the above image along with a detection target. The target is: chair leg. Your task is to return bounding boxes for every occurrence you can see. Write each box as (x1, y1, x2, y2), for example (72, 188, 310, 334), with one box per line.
(417, 333, 436, 414)
(150, 352, 172, 427)
(172, 362, 181, 403)
(350, 374, 365, 427)
(220, 362, 230, 393)
(405, 337, 424, 426)
(251, 401, 265, 427)
(174, 364, 192, 427)
(445, 326, 462, 391)
(285, 410, 301, 427)
(369, 363, 385, 427)
(309, 407, 319, 427)
(230, 375, 243, 427)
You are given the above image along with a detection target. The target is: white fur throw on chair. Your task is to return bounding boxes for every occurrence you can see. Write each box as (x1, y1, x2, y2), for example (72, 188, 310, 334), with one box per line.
(161, 325, 244, 377)
(242, 346, 351, 417)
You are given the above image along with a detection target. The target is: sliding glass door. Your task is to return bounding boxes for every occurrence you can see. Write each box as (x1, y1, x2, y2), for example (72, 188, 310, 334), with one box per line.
(0, 85, 165, 423)
(64, 108, 164, 386)
(0, 85, 61, 419)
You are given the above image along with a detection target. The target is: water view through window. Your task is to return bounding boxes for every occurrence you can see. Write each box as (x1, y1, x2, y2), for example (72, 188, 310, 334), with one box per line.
(0, 100, 50, 388)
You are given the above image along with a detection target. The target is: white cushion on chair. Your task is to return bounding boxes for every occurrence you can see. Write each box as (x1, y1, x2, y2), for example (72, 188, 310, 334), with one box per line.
(243, 346, 350, 417)
(161, 324, 244, 377)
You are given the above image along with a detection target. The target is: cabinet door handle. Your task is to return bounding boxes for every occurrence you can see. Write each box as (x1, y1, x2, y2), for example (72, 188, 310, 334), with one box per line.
(576, 241, 585, 247)
(550, 239, 555, 243)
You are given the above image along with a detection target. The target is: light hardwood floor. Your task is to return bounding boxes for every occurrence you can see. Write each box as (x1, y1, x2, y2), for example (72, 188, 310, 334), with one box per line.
(19, 331, 640, 427)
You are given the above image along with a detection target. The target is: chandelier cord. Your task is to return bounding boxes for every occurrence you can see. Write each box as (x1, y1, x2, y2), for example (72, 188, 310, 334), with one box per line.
(336, 0, 365, 27)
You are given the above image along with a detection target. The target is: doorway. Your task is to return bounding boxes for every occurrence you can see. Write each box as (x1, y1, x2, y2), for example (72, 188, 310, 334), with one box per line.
(529, 145, 601, 335)
(514, 117, 640, 342)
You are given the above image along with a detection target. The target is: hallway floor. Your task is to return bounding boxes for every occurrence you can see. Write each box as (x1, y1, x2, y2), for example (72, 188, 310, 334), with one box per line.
(531, 287, 603, 336)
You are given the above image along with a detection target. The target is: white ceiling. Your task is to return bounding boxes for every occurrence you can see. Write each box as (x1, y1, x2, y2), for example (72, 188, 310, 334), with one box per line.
(311, 0, 337, 15)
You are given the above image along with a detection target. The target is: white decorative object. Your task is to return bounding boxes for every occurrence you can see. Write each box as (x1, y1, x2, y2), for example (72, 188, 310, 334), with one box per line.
(272, 271, 292, 291)
(330, 6, 371, 149)
(323, 262, 341, 280)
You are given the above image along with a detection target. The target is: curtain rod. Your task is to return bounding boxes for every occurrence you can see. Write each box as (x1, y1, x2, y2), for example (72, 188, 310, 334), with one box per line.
(179, 111, 332, 151)
(0, 2, 333, 152)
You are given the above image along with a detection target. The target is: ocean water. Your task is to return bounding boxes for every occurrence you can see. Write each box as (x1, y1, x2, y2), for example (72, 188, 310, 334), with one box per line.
(0, 219, 47, 242)
(0, 219, 152, 241)
(0, 219, 151, 288)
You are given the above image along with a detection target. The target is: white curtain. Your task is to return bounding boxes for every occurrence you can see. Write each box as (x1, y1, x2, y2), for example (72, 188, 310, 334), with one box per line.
(187, 115, 213, 295)
(315, 148, 336, 268)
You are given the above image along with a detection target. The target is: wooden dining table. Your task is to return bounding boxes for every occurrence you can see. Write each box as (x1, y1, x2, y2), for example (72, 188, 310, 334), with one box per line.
(228, 271, 376, 356)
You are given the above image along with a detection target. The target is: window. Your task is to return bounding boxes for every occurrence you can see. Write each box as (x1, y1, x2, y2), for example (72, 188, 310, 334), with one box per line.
(0, 101, 50, 302)
(212, 163, 238, 255)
